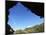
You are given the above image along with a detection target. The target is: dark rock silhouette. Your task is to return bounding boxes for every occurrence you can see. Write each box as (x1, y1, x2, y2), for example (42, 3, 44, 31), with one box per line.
(21, 2, 44, 18)
(6, 24, 14, 34)
(6, 1, 17, 35)
(6, 1, 44, 18)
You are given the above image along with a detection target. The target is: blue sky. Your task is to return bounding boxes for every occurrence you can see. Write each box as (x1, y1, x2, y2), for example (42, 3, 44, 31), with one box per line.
(8, 3, 44, 31)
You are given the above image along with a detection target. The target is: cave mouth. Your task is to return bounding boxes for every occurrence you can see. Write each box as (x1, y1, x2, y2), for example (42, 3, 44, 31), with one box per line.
(6, 1, 44, 35)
